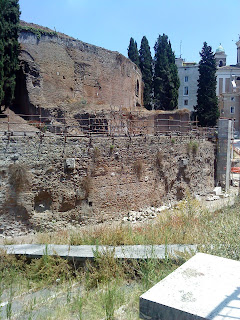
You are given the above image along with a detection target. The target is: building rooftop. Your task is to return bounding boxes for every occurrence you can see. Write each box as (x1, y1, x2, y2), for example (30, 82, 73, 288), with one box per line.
(216, 44, 225, 53)
(217, 65, 240, 70)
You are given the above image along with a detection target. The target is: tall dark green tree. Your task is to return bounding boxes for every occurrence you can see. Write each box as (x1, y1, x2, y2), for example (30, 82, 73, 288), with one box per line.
(128, 37, 139, 67)
(139, 36, 152, 110)
(0, 0, 20, 111)
(0, 0, 6, 106)
(195, 42, 219, 127)
(153, 34, 179, 110)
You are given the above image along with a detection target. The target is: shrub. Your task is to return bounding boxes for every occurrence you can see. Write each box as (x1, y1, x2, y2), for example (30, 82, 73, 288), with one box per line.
(186, 141, 199, 155)
(109, 145, 114, 154)
(192, 141, 199, 155)
(28, 246, 71, 285)
(85, 247, 124, 289)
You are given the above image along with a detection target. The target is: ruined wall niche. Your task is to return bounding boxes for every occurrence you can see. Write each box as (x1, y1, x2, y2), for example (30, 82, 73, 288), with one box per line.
(14, 63, 32, 115)
(34, 191, 53, 213)
(64, 158, 76, 172)
(136, 80, 139, 97)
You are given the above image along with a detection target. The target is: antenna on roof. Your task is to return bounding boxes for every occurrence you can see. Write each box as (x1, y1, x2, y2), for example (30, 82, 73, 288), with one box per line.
(180, 40, 182, 58)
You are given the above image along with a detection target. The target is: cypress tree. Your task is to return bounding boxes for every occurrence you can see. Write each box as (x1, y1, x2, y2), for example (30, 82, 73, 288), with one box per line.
(195, 42, 219, 127)
(153, 34, 179, 110)
(128, 37, 139, 67)
(0, 0, 5, 105)
(0, 0, 20, 111)
(139, 36, 152, 110)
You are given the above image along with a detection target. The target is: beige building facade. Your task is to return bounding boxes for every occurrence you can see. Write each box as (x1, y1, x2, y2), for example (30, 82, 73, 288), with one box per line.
(176, 58, 199, 112)
(176, 39, 240, 132)
(216, 41, 240, 133)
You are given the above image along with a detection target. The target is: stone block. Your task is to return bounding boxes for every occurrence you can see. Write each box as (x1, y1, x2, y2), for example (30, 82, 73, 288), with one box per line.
(140, 253, 240, 320)
(179, 158, 188, 167)
(65, 158, 75, 170)
(213, 187, 222, 196)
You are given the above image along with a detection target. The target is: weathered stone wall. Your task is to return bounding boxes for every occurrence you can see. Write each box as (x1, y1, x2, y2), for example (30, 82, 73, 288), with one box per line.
(0, 135, 215, 234)
(16, 29, 143, 116)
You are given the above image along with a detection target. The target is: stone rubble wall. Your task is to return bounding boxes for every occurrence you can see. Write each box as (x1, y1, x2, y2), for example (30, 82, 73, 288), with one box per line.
(0, 135, 215, 235)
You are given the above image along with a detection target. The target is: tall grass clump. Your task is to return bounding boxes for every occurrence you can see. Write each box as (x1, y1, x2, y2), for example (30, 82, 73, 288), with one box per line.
(27, 246, 71, 285)
(199, 199, 240, 260)
(85, 247, 125, 289)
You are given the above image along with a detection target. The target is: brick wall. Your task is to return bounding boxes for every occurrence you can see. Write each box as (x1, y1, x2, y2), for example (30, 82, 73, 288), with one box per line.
(16, 31, 143, 115)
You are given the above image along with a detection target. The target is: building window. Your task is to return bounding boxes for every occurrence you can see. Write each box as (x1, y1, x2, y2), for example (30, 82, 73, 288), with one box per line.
(219, 78, 223, 94)
(135, 80, 139, 97)
(225, 78, 230, 93)
(184, 86, 188, 96)
(231, 97, 235, 101)
(219, 60, 223, 67)
(184, 100, 188, 106)
(184, 76, 188, 82)
(230, 106, 235, 114)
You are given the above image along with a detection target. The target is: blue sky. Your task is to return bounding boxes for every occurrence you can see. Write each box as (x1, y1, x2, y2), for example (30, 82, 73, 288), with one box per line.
(19, 0, 240, 65)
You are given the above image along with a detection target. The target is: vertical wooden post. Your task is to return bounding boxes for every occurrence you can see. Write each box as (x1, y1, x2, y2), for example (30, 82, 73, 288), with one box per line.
(39, 108, 42, 131)
(7, 108, 10, 133)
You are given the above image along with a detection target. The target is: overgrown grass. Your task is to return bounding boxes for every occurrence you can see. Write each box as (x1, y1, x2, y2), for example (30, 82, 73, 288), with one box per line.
(36, 195, 240, 257)
(0, 245, 180, 319)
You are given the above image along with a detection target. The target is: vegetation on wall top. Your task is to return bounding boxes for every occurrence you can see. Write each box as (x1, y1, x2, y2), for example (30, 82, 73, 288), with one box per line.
(19, 25, 58, 40)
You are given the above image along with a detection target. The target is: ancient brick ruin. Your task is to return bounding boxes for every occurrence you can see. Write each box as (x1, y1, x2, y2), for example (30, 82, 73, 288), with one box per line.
(15, 22, 143, 119)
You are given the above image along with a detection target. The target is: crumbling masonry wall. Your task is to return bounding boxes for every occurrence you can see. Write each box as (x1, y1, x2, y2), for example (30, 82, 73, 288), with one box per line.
(0, 135, 215, 234)
(16, 29, 143, 115)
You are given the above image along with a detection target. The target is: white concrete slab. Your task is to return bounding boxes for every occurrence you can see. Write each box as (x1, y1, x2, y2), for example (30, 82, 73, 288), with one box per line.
(0, 244, 197, 261)
(140, 253, 240, 320)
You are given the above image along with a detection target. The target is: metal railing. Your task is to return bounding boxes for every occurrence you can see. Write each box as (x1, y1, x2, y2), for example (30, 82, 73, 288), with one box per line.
(0, 110, 217, 139)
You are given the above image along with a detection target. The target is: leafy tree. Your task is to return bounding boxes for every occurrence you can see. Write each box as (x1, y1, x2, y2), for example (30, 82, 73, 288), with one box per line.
(0, 0, 20, 111)
(153, 34, 179, 110)
(139, 36, 152, 110)
(195, 42, 219, 127)
(128, 37, 139, 67)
